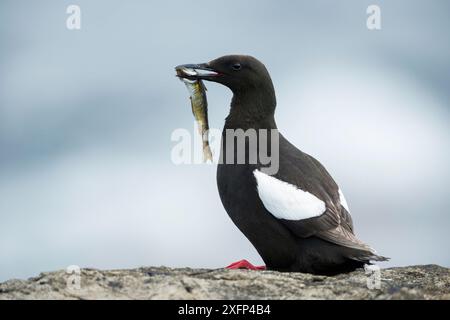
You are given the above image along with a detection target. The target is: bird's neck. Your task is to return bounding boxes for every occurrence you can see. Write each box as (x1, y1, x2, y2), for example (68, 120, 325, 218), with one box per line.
(225, 88, 277, 130)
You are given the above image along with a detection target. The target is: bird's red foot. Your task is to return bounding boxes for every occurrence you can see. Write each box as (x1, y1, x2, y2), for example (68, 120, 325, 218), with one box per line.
(226, 259, 266, 270)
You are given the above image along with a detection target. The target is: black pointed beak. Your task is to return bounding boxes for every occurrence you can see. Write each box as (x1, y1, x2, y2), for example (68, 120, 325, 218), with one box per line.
(175, 63, 220, 81)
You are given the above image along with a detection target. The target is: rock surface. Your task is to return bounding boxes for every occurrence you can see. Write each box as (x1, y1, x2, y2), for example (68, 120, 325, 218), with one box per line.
(0, 265, 449, 300)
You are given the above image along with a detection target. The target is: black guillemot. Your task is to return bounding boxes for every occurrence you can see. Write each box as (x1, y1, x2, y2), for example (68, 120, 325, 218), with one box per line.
(176, 55, 388, 275)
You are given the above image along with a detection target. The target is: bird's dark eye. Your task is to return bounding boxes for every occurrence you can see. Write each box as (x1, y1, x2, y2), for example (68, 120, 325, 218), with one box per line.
(231, 63, 242, 71)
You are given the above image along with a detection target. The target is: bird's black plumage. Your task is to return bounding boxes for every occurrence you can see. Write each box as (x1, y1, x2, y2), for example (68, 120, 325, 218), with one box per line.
(178, 55, 387, 275)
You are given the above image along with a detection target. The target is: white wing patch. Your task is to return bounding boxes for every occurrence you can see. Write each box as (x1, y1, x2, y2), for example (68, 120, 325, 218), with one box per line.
(339, 188, 350, 212)
(253, 170, 326, 221)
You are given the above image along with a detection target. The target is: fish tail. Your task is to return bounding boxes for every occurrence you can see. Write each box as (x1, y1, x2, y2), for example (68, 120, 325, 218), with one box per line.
(203, 144, 213, 163)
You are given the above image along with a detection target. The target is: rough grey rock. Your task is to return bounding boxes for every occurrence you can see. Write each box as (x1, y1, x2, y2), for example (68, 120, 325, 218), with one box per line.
(0, 265, 448, 300)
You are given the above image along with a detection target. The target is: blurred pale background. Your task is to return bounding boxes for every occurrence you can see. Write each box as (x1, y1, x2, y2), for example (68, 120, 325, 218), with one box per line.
(0, 0, 449, 281)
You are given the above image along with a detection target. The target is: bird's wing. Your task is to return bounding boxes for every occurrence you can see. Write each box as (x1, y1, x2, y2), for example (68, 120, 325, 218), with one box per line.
(254, 168, 378, 256)
(253, 136, 378, 256)
(339, 206, 354, 233)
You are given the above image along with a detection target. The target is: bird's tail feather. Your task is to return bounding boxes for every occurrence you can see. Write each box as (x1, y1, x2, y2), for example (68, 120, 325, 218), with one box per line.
(347, 248, 390, 263)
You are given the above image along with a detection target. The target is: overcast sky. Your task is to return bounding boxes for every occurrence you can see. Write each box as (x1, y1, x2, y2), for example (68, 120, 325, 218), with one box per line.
(1, 0, 449, 281)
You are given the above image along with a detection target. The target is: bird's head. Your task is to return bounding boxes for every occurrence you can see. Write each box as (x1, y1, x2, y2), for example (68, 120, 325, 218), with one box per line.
(176, 55, 274, 94)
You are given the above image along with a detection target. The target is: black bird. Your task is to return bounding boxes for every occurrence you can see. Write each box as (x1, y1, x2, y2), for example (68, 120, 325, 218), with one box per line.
(177, 55, 388, 275)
